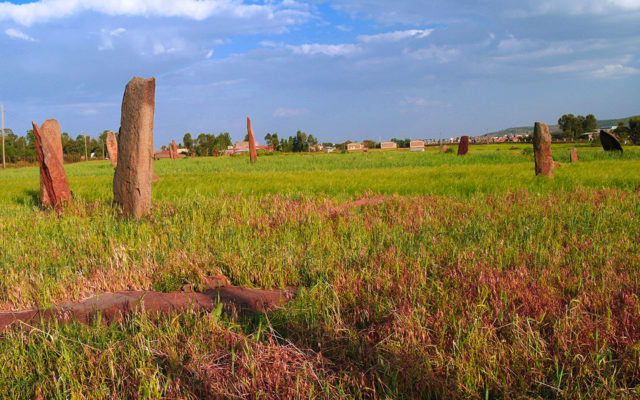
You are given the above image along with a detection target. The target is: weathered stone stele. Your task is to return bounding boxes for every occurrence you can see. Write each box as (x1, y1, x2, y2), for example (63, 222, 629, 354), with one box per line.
(457, 136, 469, 156)
(106, 131, 118, 167)
(32, 119, 73, 212)
(533, 122, 554, 177)
(247, 117, 257, 163)
(113, 77, 155, 218)
(599, 130, 623, 153)
(570, 148, 578, 163)
(441, 145, 449, 153)
(171, 139, 178, 159)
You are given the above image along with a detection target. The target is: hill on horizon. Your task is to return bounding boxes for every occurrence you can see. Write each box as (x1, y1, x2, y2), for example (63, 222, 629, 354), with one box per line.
(482, 115, 636, 138)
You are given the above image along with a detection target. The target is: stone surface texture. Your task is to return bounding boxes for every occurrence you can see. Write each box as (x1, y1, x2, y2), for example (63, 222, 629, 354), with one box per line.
(0, 276, 295, 332)
(247, 117, 257, 163)
(32, 119, 73, 212)
(113, 77, 155, 218)
(457, 136, 469, 156)
(570, 148, 578, 163)
(441, 145, 450, 153)
(106, 131, 118, 167)
(600, 130, 623, 152)
(533, 122, 554, 177)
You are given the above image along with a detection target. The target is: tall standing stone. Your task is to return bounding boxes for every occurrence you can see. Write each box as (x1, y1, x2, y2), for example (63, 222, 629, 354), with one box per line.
(32, 119, 73, 212)
(106, 131, 118, 167)
(570, 148, 578, 163)
(247, 117, 257, 163)
(457, 136, 469, 156)
(171, 140, 178, 159)
(113, 77, 155, 218)
(533, 122, 554, 177)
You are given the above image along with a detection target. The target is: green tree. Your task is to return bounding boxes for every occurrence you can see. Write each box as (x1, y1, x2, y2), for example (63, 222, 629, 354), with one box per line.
(627, 116, 640, 144)
(183, 133, 193, 150)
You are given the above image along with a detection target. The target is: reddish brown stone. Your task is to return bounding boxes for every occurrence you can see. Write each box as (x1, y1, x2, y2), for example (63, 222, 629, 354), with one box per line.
(247, 117, 257, 163)
(32, 119, 73, 212)
(533, 122, 554, 177)
(570, 148, 578, 163)
(171, 139, 178, 159)
(0, 277, 295, 332)
(106, 131, 118, 167)
(441, 145, 450, 153)
(113, 77, 155, 218)
(153, 174, 160, 182)
(457, 136, 469, 156)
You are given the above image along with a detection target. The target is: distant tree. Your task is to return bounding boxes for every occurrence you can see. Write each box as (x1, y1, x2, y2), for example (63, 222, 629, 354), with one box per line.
(628, 116, 640, 144)
(363, 140, 377, 149)
(558, 113, 597, 139)
(321, 142, 334, 147)
(183, 133, 193, 150)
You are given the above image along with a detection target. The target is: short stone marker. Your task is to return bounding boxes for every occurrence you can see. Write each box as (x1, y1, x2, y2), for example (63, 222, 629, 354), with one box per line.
(570, 148, 578, 163)
(533, 122, 554, 177)
(32, 119, 73, 212)
(113, 76, 155, 218)
(106, 131, 118, 167)
(599, 130, 623, 153)
(457, 136, 469, 156)
(441, 145, 450, 153)
(171, 139, 178, 159)
(247, 117, 257, 163)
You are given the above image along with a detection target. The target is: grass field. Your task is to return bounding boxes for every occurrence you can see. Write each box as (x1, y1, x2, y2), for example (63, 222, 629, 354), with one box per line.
(0, 143, 639, 398)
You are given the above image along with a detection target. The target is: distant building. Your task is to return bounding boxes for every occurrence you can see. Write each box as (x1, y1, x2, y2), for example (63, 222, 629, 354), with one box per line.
(410, 140, 425, 151)
(347, 142, 364, 151)
(380, 141, 397, 149)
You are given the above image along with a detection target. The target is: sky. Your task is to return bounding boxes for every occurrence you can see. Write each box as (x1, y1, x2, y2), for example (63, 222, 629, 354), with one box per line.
(0, 0, 639, 146)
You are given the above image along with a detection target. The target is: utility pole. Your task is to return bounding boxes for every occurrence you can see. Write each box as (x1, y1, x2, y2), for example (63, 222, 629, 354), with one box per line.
(1, 104, 5, 169)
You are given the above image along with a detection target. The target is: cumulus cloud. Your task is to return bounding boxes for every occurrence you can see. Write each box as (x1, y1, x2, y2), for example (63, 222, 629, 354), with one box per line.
(4, 28, 37, 41)
(0, 0, 303, 26)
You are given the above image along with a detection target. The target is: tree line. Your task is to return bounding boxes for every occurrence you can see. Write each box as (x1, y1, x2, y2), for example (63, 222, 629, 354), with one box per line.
(558, 113, 640, 143)
(0, 128, 108, 158)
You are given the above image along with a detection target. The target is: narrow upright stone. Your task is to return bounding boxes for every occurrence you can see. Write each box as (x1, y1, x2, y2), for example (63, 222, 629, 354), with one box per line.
(32, 119, 73, 212)
(533, 122, 554, 177)
(247, 117, 257, 163)
(113, 77, 155, 218)
(106, 131, 118, 167)
(457, 136, 469, 156)
(570, 148, 578, 163)
(171, 140, 178, 159)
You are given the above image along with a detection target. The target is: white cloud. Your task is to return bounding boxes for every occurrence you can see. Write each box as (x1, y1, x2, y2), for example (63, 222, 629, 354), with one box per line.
(0, 0, 296, 26)
(285, 43, 360, 56)
(273, 107, 309, 117)
(591, 63, 640, 78)
(508, 0, 640, 17)
(98, 27, 126, 50)
(357, 29, 433, 43)
(405, 45, 460, 63)
(4, 28, 36, 41)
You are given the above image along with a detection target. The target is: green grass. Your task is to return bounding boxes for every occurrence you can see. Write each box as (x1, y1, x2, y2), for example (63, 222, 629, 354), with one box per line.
(0, 144, 639, 398)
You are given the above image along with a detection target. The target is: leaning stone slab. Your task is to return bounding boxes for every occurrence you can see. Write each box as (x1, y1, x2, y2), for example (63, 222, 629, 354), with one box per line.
(457, 136, 469, 156)
(600, 130, 623, 153)
(533, 122, 554, 177)
(247, 117, 257, 163)
(106, 131, 118, 167)
(0, 276, 295, 332)
(32, 119, 73, 212)
(113, 77, 155, 218)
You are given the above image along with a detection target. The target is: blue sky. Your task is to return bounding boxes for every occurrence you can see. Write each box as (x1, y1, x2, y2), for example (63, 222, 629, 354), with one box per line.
(0, 0, 639, 146)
